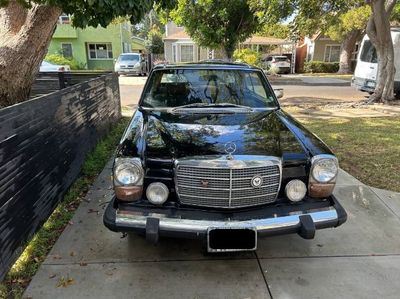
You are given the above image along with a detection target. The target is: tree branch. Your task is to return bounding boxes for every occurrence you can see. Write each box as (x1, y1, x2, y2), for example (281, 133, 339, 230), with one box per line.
(385, 0, 397, 14)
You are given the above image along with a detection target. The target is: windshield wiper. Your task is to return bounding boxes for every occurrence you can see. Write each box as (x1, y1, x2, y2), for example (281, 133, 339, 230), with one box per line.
(173, 102, 253, 111)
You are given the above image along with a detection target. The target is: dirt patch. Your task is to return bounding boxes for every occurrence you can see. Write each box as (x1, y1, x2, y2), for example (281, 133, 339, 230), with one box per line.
(283, 99, 400, 119)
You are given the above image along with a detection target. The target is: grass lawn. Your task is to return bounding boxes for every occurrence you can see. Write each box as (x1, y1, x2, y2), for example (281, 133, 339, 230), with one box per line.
(0, 117, 130, 298)
(301, 117, 400, 192)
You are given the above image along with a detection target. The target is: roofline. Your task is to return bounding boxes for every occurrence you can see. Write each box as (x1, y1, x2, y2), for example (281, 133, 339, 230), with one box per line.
(132, 36, 145, 41)
(152, 60, 260, 70)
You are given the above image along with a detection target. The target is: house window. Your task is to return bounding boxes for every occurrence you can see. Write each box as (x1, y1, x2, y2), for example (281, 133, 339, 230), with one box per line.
(88, 43, 113, 59)
(123, 42, 131, 53)
(180, 45, 194, 62)
(324, 45, 341, 62)
(58, 14, 71, 24)
(61, 43, 73, 58)
(172, 44, 177, 63)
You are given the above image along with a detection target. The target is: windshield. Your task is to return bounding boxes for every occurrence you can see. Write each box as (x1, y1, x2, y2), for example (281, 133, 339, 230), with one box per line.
(141, 69, 277, 108)
(360, 40, 377, 63)
(274, 57, 288, 62)
(119, 54, 140, 62)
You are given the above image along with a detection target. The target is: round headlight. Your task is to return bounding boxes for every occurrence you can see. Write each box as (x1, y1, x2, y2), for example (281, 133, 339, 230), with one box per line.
(285, 179, 307, 202)
(114, 161, 143, 185)
(146, 182, 169, 205)
(312, 157, 338, 183)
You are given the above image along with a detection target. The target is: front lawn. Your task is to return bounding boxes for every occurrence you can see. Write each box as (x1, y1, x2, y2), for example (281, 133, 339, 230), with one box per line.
(301, 117, 400, 192)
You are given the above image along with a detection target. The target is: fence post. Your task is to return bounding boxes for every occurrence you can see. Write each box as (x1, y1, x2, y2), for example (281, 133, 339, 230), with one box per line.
(58, 71, 66, 89)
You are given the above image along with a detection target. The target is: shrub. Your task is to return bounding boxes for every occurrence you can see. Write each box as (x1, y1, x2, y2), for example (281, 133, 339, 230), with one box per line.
(266, 65, 280, 76)
(304, 61, 339, 73)
(44, 54, 86, 70)
(233, 48, 260, 66)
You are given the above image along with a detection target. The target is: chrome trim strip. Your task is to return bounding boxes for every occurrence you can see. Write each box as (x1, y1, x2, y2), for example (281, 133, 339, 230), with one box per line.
(177, 183, 279, 191)
(228, 168, 233, 206)
(176, 173, 280, 181)
(115, 207, 339, 234)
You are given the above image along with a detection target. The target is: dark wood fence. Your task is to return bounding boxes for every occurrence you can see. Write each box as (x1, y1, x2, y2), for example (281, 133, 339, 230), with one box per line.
(30, 71, 113, 99)
(0, 73, 121, 280)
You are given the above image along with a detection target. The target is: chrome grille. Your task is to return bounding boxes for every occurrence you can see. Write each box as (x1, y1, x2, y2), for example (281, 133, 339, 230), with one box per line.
(175, 157, 281, 208)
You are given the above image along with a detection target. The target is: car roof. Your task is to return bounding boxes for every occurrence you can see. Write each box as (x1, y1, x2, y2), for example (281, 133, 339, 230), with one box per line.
(120, 53, 140, 55)
(42, 61, 55, 66)
(153, 60, 259, 70)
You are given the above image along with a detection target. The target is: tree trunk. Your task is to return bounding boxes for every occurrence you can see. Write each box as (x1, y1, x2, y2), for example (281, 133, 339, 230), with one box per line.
(0, 1, 61, 108)
(337, 29, 361, 74)
(365, 0, 397, 103)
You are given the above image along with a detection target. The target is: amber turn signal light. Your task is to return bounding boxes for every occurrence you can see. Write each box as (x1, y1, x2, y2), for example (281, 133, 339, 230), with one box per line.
(308, 183, 335, 198)
(114, 186, 143, 201)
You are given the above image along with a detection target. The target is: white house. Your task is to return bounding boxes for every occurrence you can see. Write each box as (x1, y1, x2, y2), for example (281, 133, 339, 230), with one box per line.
(163, 22, 213, 63)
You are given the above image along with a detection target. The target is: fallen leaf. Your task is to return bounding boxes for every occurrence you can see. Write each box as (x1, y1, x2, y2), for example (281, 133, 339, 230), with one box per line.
(79, 262, 88, 266)
(49, 273, 57, 279)
(70, 251, 75, 257)
(57, 276, 75, 288)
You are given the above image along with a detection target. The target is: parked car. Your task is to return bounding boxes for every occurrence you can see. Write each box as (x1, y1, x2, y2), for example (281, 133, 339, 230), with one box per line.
(352, 28, 400, 95)
(263, 55, 291, 74)
(104, 61, 346, 252)
(114, 53, 147, 76)
(39, 61, 71, 72)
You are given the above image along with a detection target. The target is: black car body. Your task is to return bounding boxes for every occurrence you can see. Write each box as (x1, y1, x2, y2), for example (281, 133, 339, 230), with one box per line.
(104, 62, 346, 252)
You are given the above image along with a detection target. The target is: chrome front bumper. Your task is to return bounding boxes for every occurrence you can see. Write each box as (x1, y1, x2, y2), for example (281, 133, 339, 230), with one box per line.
(104, 196, 347, 241)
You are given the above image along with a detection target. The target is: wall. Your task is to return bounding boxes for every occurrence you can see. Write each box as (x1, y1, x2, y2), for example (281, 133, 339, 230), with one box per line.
(0, 73, 121, 280)
(313, 39, 341, 62)
(164, 41, 173, 62)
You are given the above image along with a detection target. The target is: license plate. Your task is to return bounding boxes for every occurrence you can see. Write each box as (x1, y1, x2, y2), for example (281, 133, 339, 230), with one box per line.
(207, 227, 257, 252)
(366, 81, 375, 87)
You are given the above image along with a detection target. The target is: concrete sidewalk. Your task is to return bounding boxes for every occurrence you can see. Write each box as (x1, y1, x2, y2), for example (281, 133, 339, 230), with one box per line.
(25, 162, 400, 299)
(269, 75, 351, 86)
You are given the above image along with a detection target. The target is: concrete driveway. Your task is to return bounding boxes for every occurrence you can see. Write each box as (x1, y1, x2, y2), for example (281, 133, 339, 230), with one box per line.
(25, 160, 400, 298)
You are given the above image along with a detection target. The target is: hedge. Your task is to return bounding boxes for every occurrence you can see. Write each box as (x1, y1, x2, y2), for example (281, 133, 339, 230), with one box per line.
(304, 61, 339, 73)
(44, 54, 86, 70)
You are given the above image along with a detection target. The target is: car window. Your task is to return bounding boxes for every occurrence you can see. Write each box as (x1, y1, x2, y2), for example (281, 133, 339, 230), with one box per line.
(360, 40, 377, 63)
(141, 69, 277, 108)
(273, 57, 288, 62)
(119, 55, 140, 62)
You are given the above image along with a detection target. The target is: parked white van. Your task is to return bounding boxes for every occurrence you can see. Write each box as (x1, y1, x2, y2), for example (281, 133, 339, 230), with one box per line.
(352, 28, 400, 94)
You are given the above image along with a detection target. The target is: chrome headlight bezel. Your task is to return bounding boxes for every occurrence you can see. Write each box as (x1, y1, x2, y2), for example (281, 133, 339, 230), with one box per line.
(113, 157, 144, 186)
(310, 154, 339, 184)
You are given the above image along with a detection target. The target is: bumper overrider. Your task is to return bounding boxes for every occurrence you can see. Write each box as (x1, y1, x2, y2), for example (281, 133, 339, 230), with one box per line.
(104, 195, 347, 245)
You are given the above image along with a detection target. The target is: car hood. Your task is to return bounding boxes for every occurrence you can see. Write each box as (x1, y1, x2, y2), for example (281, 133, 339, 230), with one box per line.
(142, 109, 311, 162)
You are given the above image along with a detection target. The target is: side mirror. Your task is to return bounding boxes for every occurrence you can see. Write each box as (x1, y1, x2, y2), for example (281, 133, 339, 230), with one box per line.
(274, 88, 284, 99)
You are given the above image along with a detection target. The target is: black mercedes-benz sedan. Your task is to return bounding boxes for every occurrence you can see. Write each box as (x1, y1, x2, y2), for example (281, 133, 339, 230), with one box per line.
(104, 61, 347, 252)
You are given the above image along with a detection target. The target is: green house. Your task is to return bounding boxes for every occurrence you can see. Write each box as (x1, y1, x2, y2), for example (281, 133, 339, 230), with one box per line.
(48, 16, 133, 70)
